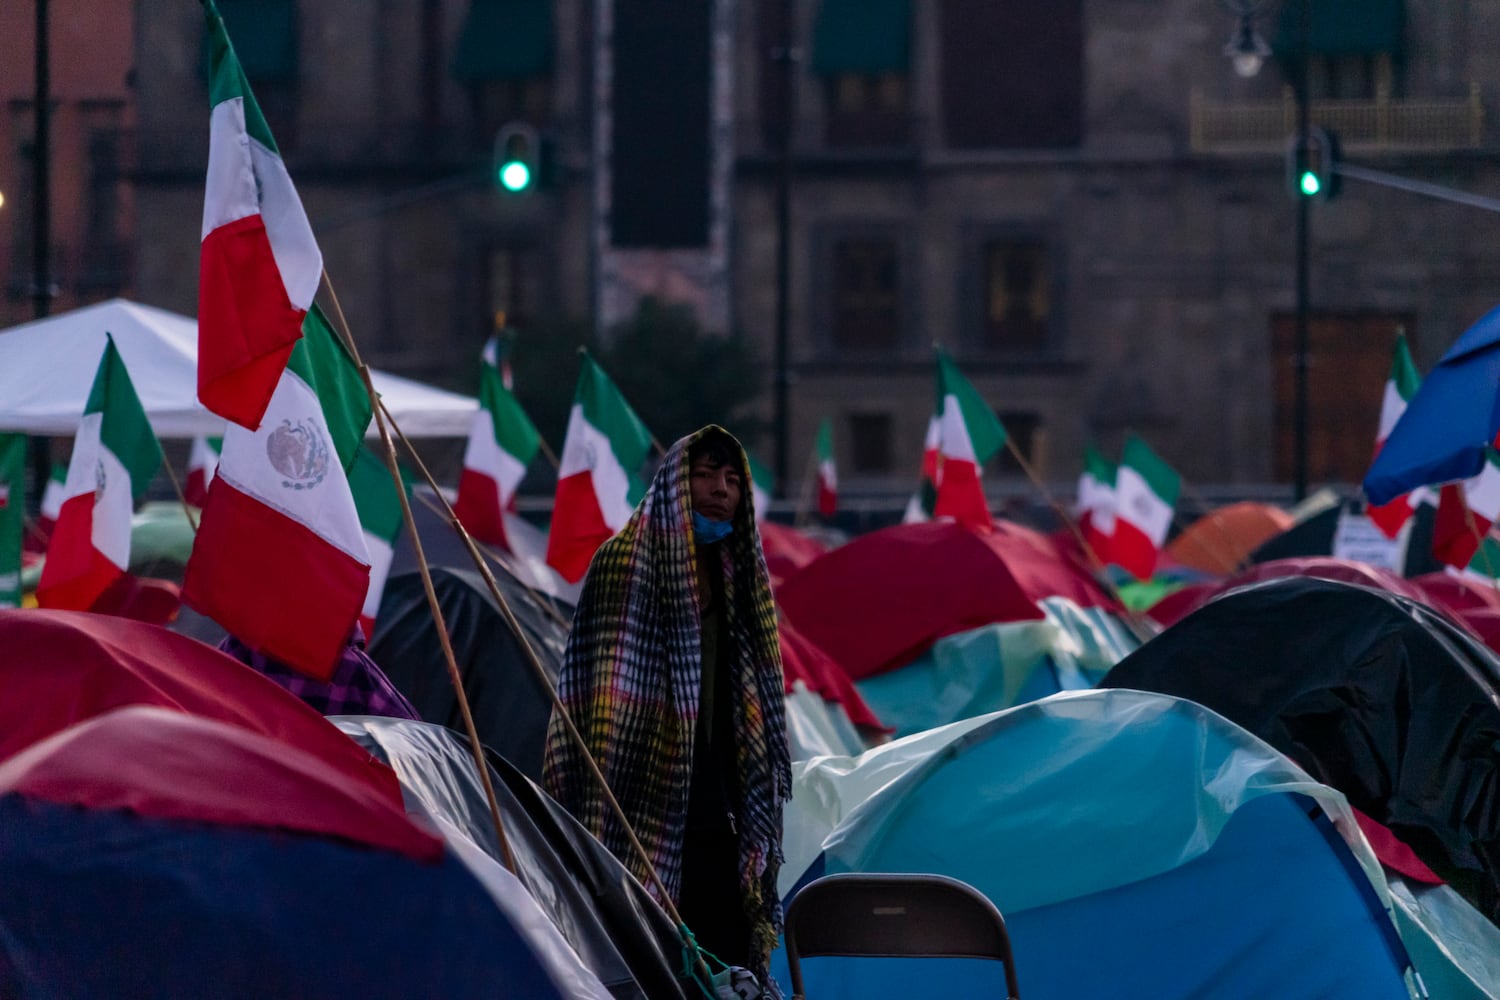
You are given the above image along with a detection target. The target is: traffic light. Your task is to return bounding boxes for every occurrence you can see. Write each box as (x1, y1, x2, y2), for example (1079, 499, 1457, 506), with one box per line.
(493, 122, 539, 195)
(1286, 126, 1341, 202)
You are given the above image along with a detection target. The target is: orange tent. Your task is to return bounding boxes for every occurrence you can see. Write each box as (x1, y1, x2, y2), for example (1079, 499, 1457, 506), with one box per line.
(1166, 501, 1294, 575)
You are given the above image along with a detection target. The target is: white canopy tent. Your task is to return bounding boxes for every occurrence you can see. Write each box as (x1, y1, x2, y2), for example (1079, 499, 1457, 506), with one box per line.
(0, 299, 476, 437)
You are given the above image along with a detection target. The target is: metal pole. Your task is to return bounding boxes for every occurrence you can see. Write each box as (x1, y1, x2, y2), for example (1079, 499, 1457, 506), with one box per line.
(29, 0, 52, 511)
(771, 0, 795, 494)
(1292, 0, 1310, 502)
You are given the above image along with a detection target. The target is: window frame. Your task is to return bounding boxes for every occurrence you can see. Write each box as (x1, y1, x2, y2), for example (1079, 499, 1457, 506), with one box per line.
(958, 223, 1067, 363)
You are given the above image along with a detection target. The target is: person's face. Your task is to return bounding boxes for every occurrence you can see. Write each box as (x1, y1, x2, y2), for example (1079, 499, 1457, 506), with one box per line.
(689, 457, 742, 522)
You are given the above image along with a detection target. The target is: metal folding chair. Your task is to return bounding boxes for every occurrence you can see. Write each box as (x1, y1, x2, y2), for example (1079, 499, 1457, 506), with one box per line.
(783, 872, 1020, 999)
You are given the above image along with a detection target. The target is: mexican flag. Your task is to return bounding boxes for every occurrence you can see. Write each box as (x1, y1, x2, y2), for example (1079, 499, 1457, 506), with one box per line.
(1076, 443, 1118, 560)
(748, 452, 775, 518)
(0, 434, 24, 608)
(199, 0, 322, 429)
(185, 435, 223, 507)
(1432, 450, 1500, 569)
(348, 444, 407, 640)
(39, 462, 67, 527)
(452, 361, 540, 551)
(482, 327, 516, 390)
(183, 306, 372, 679)
(932, 351, 1007, 531)
(1458, 535, 1500, 584)
(901, 415, 941, 524)
(1367, 333, 1424, 538)
(545, 353, 652, 583)
(1111, 433, 1180, 581)
(816, 418, 837, 518)
(37, 338, 163, 611)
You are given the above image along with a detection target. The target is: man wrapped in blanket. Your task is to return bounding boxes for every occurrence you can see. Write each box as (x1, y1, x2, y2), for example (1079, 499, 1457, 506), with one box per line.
(543, 426, 791, 989)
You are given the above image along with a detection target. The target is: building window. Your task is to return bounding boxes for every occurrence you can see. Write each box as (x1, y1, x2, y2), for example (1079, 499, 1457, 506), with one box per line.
(831, 237, 900, 351)
(938, 0, 1083, 149)
(849, 412, 894, 474)
(80, 128, 124, 294)
(824, 72, 911, 146)
(982, 240, 1050, 351)
(1307, 53, 1397, 101)
(482, 244, 541, 335)
(988, 411, 1039, 476)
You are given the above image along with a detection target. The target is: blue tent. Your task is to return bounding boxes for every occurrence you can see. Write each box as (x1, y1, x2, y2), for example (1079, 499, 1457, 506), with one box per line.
(774, 690, 1419, 1000)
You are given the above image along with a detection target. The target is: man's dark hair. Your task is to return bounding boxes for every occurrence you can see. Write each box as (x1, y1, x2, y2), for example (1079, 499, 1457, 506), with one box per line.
(688, 429, 739, 470)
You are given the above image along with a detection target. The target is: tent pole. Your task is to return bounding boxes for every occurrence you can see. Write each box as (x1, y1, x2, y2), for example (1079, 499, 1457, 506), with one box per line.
(319, 271, 518, 875)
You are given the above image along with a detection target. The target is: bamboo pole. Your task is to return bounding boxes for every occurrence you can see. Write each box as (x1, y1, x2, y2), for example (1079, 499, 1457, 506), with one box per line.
(320, 272, 516, 874)
(158, 453, 200, 534)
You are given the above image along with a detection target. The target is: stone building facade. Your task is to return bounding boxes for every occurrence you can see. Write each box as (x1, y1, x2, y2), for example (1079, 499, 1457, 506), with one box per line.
(117, 0, 1500, 502)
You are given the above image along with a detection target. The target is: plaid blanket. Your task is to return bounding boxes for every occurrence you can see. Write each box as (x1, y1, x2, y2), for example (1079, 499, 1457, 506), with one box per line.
(543, 426, 791, 979)
(218, 628, 421, 721)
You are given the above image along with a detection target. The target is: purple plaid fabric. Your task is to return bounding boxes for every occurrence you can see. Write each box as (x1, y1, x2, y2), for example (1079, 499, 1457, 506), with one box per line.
(218, 628, 422, 721)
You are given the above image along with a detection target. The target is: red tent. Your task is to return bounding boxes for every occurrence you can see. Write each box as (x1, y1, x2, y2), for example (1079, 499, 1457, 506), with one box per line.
(0, 609, 402, 808)
(760, 520, 829, 584)
(1408, 571, 1500, 616)
(1146, 557, 1434, 629)
(777, 519, 1119, 681)
(779, 617, 889, 733)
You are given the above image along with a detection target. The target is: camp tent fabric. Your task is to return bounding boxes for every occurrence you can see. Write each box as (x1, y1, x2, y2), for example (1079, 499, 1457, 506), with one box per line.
(1250, 499, 1444, 577)
(0, 706, 590, 1000)
(779, 615, 886, 735)
(854, 597, 1139, 738)
(1387, 875, 1500, 1000)
(370, 566, 571, 781)
(334, 715, 692, 1000)
(0, 298, 476, 437)
(0, 608, 403, 808)
(1408, 570, 1500, 616)
(759, 519, 829, 584)
(1144, 555, 1435, 629)
(1102, 576, 1500, 924)
(1164, 501, 1294, 575)
(784, 685, 867, 760)
(777, 519, 1119, 681)
(774, 690, 1417, 1000)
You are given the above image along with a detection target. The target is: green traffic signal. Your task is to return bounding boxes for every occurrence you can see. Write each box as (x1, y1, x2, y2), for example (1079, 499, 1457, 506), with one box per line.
(1299, 171, 1321, 197)
(499, 160, 532, 193)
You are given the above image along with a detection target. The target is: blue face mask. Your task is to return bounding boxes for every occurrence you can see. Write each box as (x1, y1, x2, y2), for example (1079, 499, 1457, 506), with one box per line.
(692, 511, 734, 544)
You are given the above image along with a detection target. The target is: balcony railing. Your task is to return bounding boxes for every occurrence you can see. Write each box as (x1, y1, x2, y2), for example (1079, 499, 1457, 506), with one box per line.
(1191, 84, 1484, 152)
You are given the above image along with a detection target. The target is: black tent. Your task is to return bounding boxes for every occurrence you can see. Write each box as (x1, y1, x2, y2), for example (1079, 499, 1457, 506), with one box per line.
(370, 566, 571, 781)
(1250, 500, 1442, 576)
(1101, 576, 1500, 924)
(335, 716, 689, 1000)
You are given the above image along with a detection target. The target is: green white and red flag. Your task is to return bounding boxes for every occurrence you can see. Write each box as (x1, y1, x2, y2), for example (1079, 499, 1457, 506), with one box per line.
(545, 353, 652, 583)
(348, 444, 407, 640)
(452, 361, 540, 551)
(815, 418, 837, 518)
(185, 435, 223, 507)
(37, 338, 163, 611)
(183, 306, 373, 680)
(0, 434, 24, 608)
(932, 351, 1007, 531)
(902, 414, 942, 523)
(1367, 333, 1425, 538)
(1110, 433, 1180, 581)
(1457, 534, 1500, 584)
(1432, 450, 1500, 569)
(198, 0, 322, 429)
(39, 462, 67, 527)
(1076, 443, 1118, 560)
(482, 328, 516, 390)
(748, 452, 775, 517)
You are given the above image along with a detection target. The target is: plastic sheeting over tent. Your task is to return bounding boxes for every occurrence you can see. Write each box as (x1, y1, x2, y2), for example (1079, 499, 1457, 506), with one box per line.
(774, 690, 1419, 999)
(0, 298, 476, 437)
(0, 706, 603, 1000)
(778, 519, 1121, 680)
(334, 716, 692, 1000)
(855, 597, 1138, 738)
(1104, 576, 1500, 925)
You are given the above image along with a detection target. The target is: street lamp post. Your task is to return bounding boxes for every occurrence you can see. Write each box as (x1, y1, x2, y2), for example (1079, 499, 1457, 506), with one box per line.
(770, 0, 798, 495)
(1222, 0, 1311, 502)
(30, 0, 53, 510)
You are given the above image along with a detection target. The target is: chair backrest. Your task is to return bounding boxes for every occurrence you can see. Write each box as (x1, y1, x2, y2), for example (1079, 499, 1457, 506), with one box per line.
(783, 872, 1020, 999)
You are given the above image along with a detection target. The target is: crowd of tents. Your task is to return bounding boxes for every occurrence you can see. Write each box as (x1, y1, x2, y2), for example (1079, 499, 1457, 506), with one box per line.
(6, 437, 1500, 997)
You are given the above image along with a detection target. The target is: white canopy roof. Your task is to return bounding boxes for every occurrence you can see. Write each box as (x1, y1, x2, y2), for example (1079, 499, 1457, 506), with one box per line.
(0, 298, 476, 437)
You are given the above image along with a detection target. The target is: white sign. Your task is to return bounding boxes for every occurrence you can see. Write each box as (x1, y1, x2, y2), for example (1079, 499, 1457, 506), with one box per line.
(1332, 511, 1408, 572)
